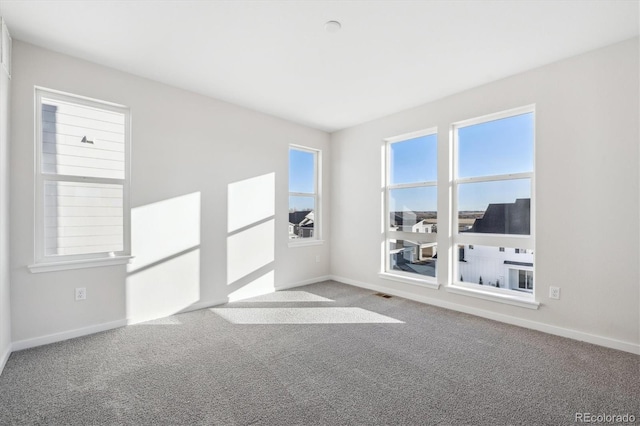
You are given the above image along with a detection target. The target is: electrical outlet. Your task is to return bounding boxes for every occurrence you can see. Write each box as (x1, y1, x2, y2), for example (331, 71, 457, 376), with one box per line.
(75, 287, 87, 301)
(549, 286, 560, 300)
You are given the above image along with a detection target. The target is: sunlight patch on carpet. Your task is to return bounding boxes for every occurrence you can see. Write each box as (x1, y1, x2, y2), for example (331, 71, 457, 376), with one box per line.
(210, 307, 404, 324)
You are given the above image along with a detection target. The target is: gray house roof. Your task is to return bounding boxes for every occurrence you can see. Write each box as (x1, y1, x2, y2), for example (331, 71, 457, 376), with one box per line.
(289, 210, 314, 228)
(466, 198, 530, 235)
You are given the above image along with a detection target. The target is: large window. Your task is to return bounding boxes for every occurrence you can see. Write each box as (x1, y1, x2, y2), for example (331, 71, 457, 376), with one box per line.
(288, 145, 320, 243)
(30, 88, 131, 272)
(383, 130, 437, 284)
(453, 106, 535, 296)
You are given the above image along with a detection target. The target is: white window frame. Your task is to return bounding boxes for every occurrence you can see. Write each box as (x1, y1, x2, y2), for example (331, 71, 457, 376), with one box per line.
(448, 105, 537, 307)
(29, 87, 132, 273)
(288, 144, 322, 247)
(380, 128, 438, 289)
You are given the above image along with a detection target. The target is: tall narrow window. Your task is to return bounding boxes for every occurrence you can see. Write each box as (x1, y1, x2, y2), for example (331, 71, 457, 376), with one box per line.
(453, 106, 534, 295)
(31, 88, 131, 271)
(383, 130, 437, 284)
(288, 146, 320, 243)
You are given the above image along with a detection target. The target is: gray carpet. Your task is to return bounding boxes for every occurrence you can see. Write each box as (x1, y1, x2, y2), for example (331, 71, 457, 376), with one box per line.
(0, 281, 638, 425)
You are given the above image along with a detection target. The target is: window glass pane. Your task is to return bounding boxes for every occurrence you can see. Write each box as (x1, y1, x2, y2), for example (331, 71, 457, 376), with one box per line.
(458, 112, 533, 178)
(288, 196, 315, 239)
(389, 240, 437, 278)
(457, 244, 533, 293)
(390, 134, 437, 185)
(44, 181, 124, 256)
(289, 149, 315, 194)
(389, 186, 437, 233)
(458, 179, 530, 235)
(42, 98, 125, 179)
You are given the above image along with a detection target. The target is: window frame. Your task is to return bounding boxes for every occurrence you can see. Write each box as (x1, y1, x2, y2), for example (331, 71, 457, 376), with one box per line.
(450, 105, 536, 301)
(29, 87, 132, 273)
(381, 128, 438, 288)
(288, 144, 322, 247)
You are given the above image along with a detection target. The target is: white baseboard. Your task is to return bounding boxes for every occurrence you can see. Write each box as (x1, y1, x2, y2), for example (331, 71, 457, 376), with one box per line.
(11, 319, 128, 352)
(0, 343, 11, 376)
(330, 275, 640, 355)
(275, 275, 331, 291)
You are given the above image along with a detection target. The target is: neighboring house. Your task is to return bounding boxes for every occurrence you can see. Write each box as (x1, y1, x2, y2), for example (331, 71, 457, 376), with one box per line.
(411, 219, 436, 234)
(289, 210, 314, 239)
(459, 198, 533, 291)
(389, 216, 438, 274)
(465, 198, 530, 235)
(458, 245, 533, 292)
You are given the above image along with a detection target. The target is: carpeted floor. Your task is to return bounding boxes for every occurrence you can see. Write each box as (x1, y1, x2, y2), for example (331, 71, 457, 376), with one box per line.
(0, 281, 638, 425)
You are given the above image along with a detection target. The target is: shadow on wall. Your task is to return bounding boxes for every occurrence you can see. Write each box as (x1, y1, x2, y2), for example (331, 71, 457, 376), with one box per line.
(126, 192, 201, 324)
(226, 172, 276, 302)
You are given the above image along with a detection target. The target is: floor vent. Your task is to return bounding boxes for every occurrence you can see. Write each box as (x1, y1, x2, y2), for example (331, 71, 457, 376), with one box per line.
(374, 292, 392, 299)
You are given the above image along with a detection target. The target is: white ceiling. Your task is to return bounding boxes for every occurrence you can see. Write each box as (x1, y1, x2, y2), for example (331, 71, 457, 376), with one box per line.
(1, 1, 638, 132)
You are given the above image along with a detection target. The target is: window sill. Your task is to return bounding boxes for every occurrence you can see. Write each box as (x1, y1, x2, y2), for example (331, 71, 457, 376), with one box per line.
(379, 272, 440, 290)
(28, 255, 134, 273)
(446, 283, 540, 309)
(288, 239, 324, 248)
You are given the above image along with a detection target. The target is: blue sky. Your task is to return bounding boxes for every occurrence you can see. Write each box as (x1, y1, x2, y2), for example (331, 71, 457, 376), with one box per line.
(289, 148, 315, 211)
(458, 113, 533, 178)
(391, 112, 533, 212)
(390, 134, 437, 184)
(289, 112, 533, 213)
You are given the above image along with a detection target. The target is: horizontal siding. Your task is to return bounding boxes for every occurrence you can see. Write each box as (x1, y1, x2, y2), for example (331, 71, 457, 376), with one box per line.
(48, 245, 124, 256)
(42, 100, 124, 124)
(45, 195, 122, 208)
(45, 235, 123, 249)
(41, 121, 124, 144)
(43, 132, 125, 153)
(44, 181, 123, 256)
(43, 141, 124, 160)
(45, 225, 123, 238)
(41, 98, 125, 180)
(44, 216, 123, 227)
(42, 109, 124, 133)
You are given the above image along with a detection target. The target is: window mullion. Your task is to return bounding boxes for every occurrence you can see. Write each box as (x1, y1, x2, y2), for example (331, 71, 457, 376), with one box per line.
(289, 191, 314, 198)
(41, 174, 125, 186)
(456, 172, 532, 184)
(388, 181, 437, 190)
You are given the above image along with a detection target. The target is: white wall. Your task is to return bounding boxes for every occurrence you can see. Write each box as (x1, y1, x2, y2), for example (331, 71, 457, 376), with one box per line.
(331, 38, 640, 353)
(0, 26, 11, 369)
(10, 41, 330, 344)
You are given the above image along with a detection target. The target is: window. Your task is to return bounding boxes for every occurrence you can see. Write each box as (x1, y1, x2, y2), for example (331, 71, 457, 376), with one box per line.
(452, 106, 535, 297)
(383, 130, 437, 285)
(30, 88, 131, 272)
(517, 270, 534, 290)
(288, 145, 320, 243)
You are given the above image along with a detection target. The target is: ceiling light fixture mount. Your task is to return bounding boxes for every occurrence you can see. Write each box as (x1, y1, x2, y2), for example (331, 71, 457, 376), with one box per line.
(324, 20, 341, 33)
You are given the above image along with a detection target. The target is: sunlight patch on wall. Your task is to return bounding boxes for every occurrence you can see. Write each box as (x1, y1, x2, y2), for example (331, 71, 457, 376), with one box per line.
(210, 307, 404, 324)
(128, 192, 201, 272)
(126, 192, 201, 323)
(227, 219, 274, 285)
(228, 173, 275, 233)
(127, 249, 200, 324)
